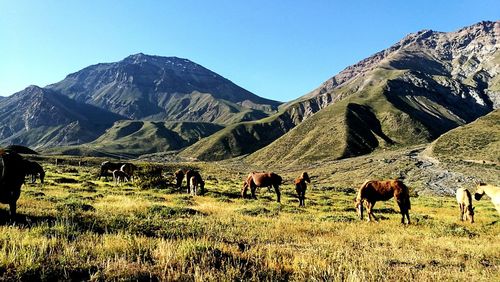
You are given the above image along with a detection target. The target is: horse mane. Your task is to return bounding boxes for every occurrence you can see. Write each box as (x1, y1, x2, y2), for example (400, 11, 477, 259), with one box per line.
(359, 180, 371, 190)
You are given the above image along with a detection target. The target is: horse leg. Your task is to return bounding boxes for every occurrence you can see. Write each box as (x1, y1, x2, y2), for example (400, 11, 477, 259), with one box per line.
(397, 201, 407, 224)
(302, 188, 306, 207)
(459, 204, 464, 221)
(367, 202, 377, 222)
(9, 202, 16, 221)
(274, 185, 281, 203)
(251, 186, 257, 199)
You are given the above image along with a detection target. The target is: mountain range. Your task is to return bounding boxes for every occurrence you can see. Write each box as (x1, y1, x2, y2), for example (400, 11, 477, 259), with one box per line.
(1, 21, 498, 163)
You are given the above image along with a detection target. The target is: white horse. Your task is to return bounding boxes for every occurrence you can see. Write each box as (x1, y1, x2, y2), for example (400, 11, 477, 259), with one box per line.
(456, 188, 474, 223)
(475, 183, 500, 215)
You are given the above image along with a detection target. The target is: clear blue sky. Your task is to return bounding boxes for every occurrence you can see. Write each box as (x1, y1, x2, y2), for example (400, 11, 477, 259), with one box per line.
(1, 0, 498, 102)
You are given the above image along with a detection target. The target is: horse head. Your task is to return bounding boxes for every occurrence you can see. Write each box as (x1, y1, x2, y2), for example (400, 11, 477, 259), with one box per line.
(302, 172, 311, 183)
(474, 183, 485, 201)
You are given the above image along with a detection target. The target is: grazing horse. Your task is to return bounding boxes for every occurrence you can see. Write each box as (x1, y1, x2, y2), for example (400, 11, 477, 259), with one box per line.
(475, 183, 500, 215)
(25, 160, 45, 185)
(242, 172, 282, 203)
(189, 171, 205, 196)
(295, 172, 311, 207)
(174, 169, 185, 189)
(120, 163, 137, 181)
(456, 188, 474, 223)
(98, 161, 125, 180)
(112, 170, 129, 186)
(355, 179, 411, 224)
(185, 170, 205, 194)
(0, 150, 27, 219)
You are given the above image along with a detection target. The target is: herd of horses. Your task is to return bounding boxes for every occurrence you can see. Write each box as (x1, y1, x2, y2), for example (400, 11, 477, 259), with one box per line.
(0, 149, 499, 224)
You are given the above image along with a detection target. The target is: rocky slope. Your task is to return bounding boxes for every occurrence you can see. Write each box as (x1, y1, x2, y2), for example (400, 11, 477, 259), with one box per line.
(47, 53, 280, 123)
(0, 86, 123, 148)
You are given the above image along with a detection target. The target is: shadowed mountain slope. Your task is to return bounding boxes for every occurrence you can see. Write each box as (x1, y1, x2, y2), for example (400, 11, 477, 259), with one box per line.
(0, 86, 123, 149)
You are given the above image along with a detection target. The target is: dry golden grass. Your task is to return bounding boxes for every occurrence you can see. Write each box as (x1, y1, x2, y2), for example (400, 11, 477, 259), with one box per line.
(0, 154, 498, 281)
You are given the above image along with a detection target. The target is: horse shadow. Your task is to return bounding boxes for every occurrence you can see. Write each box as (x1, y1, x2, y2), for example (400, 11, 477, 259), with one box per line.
(0, 209, 57, 227)
(374, 208, 399, 214)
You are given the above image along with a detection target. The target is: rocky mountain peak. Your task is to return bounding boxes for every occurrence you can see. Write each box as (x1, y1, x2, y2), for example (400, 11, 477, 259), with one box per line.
(47, 53, 281, 121)
(301, 20, 499, 101)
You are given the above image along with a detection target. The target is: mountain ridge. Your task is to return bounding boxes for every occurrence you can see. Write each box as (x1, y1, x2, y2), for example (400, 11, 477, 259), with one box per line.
(184, 20, 499, 163)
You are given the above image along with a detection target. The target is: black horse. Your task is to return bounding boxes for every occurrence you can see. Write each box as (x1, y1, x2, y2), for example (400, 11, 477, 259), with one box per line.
(25, 160, 45, 185)
(0, 150, 27, 219)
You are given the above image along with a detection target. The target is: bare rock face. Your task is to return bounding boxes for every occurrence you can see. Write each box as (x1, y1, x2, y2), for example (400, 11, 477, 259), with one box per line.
(46, 53, 281, 123)
(302, 21, 499, 104)
(0, 86, 123, 148)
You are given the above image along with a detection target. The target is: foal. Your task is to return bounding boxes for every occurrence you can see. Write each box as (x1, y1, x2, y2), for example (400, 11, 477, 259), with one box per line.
(189, 174, 205, 196)
(112, 170, 129, 186)
(294, 172, 311, 207)
(456, 187, 474, 223)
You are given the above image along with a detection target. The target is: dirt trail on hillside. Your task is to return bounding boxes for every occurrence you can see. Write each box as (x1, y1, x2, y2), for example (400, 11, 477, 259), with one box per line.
(407, 146, 475, 196)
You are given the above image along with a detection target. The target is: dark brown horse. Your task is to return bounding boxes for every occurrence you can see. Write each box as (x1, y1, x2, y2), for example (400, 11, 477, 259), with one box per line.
(25, 160, 45, 185)
(0, 150, 27, 219)
(185, 170, 206, 194)
(120, 163, 138, 181)
(295, 172, 310, 207)
(355, 179, 411, 224)
(242, 172, 282, 203)
(98, 161, 126, 180)
(174, 169, 185, 189)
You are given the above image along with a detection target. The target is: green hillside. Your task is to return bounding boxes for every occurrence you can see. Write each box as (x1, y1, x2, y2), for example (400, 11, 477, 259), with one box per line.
(431, 109, 500, 163)
(246, 70, 434, 167)
(179, 112, 295, 161)
(44, 121, 224, 157)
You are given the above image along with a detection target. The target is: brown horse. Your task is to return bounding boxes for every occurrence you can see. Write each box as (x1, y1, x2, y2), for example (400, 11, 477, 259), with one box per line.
(355, 179, 411, 224)
(242, 172, 282, 203)
(0, 150, 27, 219)
(295, 172, 310, 207)
(98, 161, 126, 180)
(25, 160, 45, 185)
(456, 188, 474, 223)
(174, 169, 185, 189)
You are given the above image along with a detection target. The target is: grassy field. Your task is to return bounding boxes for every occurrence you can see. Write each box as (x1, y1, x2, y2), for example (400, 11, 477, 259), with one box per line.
(0, 155, 498, 281)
